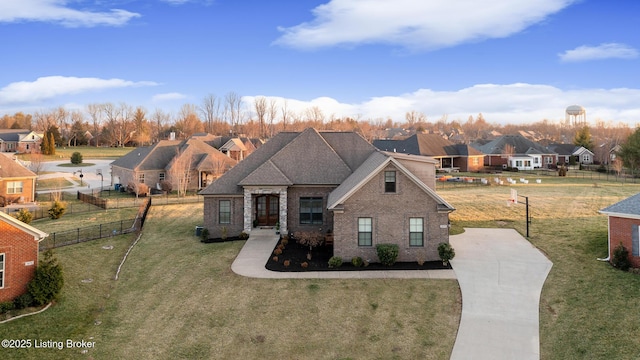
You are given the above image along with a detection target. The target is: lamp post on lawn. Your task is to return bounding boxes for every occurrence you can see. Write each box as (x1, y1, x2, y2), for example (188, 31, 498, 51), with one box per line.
(96, 169, 103, 193)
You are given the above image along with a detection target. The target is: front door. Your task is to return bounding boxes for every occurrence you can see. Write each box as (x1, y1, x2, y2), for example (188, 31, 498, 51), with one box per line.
(256, 195, 279, 226)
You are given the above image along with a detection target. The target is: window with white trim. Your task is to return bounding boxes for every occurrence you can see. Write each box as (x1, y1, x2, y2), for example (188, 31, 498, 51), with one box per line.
(409, 218, 424, 247)
(0, 253, 4, 289)
(358, 218, 372, 246)
(138, 173, 145, 183)
(7, 181, 23, 194)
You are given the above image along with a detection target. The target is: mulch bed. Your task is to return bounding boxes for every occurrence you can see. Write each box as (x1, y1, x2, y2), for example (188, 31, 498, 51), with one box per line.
(265, 237, 452, 272)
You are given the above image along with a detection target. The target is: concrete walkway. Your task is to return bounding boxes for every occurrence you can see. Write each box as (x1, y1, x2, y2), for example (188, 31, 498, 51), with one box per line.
(230, 228, 456, 279)
(449, 228, 553, 360)
(231, 227, 552, 360)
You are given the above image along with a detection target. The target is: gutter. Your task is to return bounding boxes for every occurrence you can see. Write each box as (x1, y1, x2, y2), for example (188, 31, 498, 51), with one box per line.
(597, 215, 611, 262)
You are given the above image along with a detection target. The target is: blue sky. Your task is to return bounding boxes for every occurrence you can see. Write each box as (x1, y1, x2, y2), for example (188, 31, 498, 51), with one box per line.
(1, 0, 639, 125)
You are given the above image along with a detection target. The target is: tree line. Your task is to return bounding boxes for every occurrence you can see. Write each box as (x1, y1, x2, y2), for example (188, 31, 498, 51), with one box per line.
(0, 94, 634, 161)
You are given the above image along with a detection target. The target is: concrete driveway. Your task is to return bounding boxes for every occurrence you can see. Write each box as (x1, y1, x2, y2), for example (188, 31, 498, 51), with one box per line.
(449, 228, 553, 360)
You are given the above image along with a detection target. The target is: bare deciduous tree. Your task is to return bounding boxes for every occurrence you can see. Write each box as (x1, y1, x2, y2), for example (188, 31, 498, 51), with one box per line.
(151, 108, 171, 142)
(175, 104, 204, 139)
(254, 96, 267, 138)
(200, 94, 221, 134)
(168, 147, 194, 197)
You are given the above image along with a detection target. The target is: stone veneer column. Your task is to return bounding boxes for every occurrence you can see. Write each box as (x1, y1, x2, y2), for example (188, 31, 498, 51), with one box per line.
(243, 188, 252, 233)
(279, 188, 288, 234)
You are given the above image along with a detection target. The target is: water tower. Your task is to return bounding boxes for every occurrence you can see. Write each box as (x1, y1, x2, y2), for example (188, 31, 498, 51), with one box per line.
(566, 105, 586, 126)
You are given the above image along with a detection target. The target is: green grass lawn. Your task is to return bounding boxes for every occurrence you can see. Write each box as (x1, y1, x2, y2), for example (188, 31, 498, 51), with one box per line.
(35, 177, 75, 190)
(2, 177, 640, 359)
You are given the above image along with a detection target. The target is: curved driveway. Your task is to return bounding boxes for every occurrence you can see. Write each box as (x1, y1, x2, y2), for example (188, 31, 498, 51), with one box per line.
(449, 228, 553, 360)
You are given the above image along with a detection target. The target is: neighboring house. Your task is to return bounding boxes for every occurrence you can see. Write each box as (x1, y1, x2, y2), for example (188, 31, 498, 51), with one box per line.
(373, 133, 485, 172)
(471, 134, 557, 170)
(0, 211, 48, 302)
(599, 193, 640, 268)
(0, 129, 43, 153)
(0, 154, 37, 207)
(110, 137, 237, 193)
(200, 128, 455, 263)
(547, 144, 594, 165)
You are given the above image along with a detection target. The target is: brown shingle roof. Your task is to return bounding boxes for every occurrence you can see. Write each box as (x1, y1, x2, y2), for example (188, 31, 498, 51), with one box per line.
(0, 154, 37, 179)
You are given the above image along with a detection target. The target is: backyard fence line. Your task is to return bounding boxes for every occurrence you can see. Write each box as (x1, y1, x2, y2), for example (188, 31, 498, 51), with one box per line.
(39, 197, 152, 251)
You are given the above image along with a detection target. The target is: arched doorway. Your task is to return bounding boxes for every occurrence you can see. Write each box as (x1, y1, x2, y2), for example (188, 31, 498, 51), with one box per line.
(255, 195, 279, 227)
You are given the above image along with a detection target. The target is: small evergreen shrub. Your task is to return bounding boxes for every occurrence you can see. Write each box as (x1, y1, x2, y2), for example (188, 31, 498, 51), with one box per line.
(239, 232, 249, 240)
(27, 250, 64, 306)
(13, 293, 34, 309)
(70, 152, 83, 164)
(611, 243, 631, 271)
(351, 256, 364, 267)
(376, 244, 399, 266)
(200, 228, 210, 242)
(438, 242, 456, 265)
(15, 208, 33, 224)
(0, 301, 15, 313)
(328, 256, 343, 268)
(48, 200, 66, 219)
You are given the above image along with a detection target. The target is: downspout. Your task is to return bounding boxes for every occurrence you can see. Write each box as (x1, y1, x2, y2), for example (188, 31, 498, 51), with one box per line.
(597, 215, 611, 261)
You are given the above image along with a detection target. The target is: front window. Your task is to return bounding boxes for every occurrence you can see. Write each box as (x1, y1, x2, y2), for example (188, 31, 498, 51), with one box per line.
(138, 173, 145, 183)
(384, 171, 396, 193)
(219, 200, 231, 224)
(358, 218, 372, 246)
(0, 253, 4, 288)
(300, 197, 323, 225)
(159, 173, 165, 182)
(409, 218, 424, 246)
(7, 181, 23, 194)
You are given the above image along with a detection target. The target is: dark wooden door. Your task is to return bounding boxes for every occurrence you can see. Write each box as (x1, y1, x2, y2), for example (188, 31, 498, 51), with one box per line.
(256, 195, 279, 226)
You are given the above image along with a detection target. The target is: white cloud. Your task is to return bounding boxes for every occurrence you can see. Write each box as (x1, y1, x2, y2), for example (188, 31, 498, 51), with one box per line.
(275, 0, 574, 50)
(559, 43, 639, 62)
(0, 0, 140, 27)
(246, 84, 640, 125)
(0, 76, 158, 104)
(152, 92, 188, 102)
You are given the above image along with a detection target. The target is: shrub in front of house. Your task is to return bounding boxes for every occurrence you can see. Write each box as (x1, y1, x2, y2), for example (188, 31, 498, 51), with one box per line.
(0, 301, 15, 314)
(438, 242, 456, 265)
(27, 250, 64, 306)
(611, 243, 631, 271)
(13, 293, 34, 309)
(328, 256, 343, 268)
(376, 244, 399, 266)
(200, 228, 210, 242)
(239, 232, 249, 240)
(351, 256, 364, 267)
(70, 152, 83, 164)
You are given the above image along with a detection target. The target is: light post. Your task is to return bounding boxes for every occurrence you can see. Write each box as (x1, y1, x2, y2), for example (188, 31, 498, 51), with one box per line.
(509, 189, 531, 238)
(96, 169, 103, 193)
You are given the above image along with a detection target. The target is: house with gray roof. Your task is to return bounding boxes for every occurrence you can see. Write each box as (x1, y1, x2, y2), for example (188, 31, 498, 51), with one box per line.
(0, 154, 37, 206)
(600, 193, 640, 268)
(199, 128, 455, 263)
(547, 143, 594, 165)
(471, 134, 557, 170)
(373, 133, 485, 172)
(0, 129, 42, 154)
(110, 137, 236, 194)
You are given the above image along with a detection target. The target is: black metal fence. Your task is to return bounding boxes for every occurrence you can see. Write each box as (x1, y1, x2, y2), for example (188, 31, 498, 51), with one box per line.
(39, 197, 152, 251)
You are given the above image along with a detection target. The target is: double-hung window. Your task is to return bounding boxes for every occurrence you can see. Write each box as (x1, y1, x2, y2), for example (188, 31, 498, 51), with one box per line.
(358, 218, 372, 246)
(219, 200, 231, 224)
(7, 181, 23, 194)
(300, 197, 323, 225)
(384, 171, 396, 193)
(409, 218, 424, 247)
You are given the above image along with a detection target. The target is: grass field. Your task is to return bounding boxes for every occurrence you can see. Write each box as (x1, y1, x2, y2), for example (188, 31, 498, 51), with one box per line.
(18, 146, 134, 161)
(1, 177, 640, 359)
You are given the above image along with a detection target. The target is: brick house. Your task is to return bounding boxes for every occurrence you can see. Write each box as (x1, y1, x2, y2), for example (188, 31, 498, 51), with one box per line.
(0, 154, 37, 207)
(471, 134, 557, 170)
(373, 133, 485, 172)
(0, 211, 48, 302)
(599, 193, 640, 268)
(0, 129, 43, 154)
(110, 137, 237, 193)
(200, 128, 455, 263)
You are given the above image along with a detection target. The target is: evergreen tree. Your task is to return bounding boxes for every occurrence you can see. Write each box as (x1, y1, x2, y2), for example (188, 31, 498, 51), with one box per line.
(48, 132, 56, 155)
(573, 126, 594, 151)
(40, 131, 49, 154)
(618, 128, 640, 175)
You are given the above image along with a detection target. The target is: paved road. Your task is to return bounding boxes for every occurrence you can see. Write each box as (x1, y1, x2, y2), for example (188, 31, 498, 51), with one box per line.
(449, 228, 553, 360)
(37, 159, 114, 193)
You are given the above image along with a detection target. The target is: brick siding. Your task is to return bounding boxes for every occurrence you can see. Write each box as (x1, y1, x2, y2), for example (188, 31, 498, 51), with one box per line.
(0, 221, 39, 303)
(609, 216, 640, 268)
